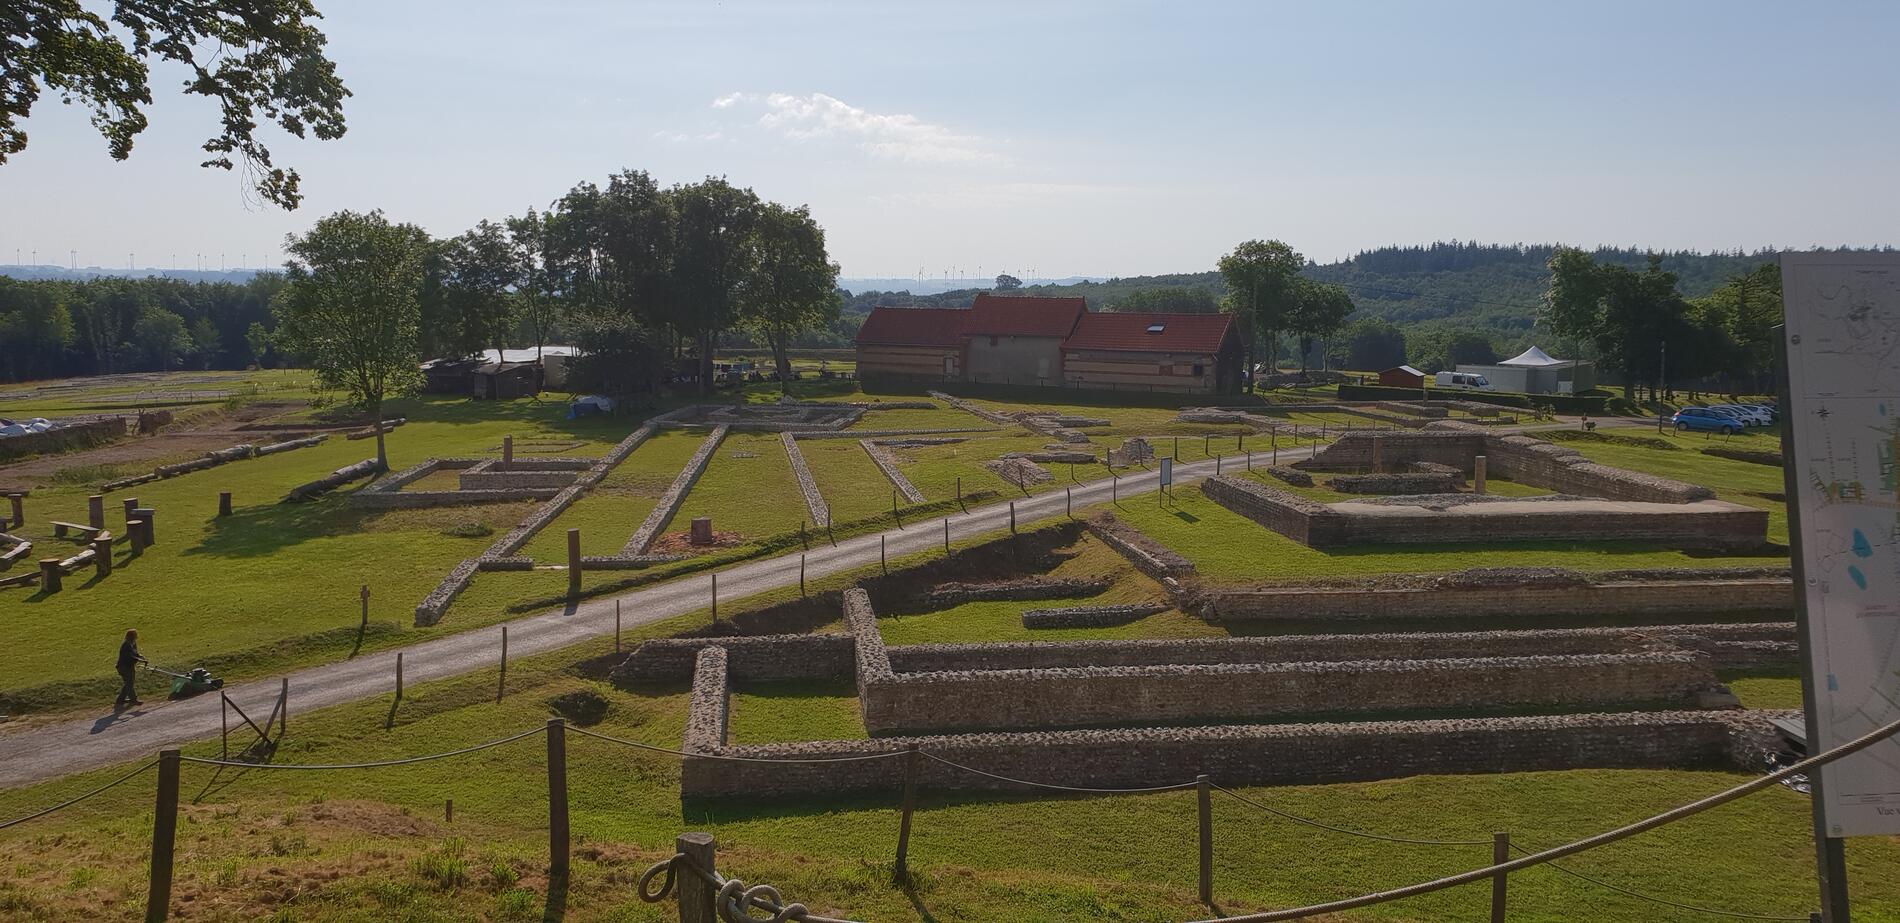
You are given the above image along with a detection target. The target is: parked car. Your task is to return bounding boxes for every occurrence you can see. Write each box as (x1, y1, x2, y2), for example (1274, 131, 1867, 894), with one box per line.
(1672, 407, 1741, 435)
(1433, 371, 1494, 390)
(1738, 403, 1779, 423)
(1708, 404, 1772, 427)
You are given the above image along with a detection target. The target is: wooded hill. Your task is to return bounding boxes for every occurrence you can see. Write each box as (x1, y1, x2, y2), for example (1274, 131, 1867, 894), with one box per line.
(842, 243, 1788, 345)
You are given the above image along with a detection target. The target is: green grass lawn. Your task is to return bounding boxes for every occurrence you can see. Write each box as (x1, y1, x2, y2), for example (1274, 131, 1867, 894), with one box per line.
(0, 368, 322, 418)
(1559, 433, 1790, 543)
(0, 609, 1891, 923)
(849, 406, 995, 430)
(798, 438, 914, 523)
(517, 430, 706, 561)
(673, 432, 813, 542)
(0, 392, 638, 715)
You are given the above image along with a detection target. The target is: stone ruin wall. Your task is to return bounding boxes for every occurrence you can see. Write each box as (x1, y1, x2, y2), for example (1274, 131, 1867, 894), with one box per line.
(682, 708, 1762, 798)
(1202, 576, 1791, 621)
(1299, 426, 1714, 504)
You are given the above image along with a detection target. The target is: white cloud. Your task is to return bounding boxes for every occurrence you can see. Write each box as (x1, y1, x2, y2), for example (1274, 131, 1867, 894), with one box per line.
(713, 91, 1005, 165)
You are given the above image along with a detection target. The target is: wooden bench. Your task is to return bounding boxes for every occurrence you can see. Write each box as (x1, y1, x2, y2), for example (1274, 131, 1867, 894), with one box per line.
(50, 520, 104, 539)
(0, 540, 31, 568)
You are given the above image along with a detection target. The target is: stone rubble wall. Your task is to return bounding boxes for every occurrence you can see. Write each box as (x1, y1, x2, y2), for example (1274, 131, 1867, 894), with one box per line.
(1202, 573, 1791, 621)
(927, 390, 1018, 425)
(413, 558, 479, 626)
(860, 439, 927, 504)
(1302, 425, 1715, 504)
(610, 633, 857, 685)
(623, 424, 730, 555)
(860, 651, 1715, 734)
(914, 577, 1112, 608)
(791, 427, 999, 440)
(1021, 603, 1168, 628)
(1084, 513, 1196, 581)
(684, 646, 730, 751)
(1202, 475, 1347, 546)
(780, 432, 829, 527)
(681, 709, 1761, 797)
(1327, 471, 1463, 494)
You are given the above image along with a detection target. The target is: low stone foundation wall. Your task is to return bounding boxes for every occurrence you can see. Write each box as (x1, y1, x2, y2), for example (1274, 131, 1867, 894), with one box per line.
(611, 633, 856, 685)
(1202, 475, 1348, 546)
(861, 651, 1713, 734)
(457, 457, 584, 490)
(1021, 603, 1167, 628)
(861, 439, 926, 504)
(913, 577, 1111, 608)
(1203, 570, 1791, 621)
(1300, 426, 1715, 504)
(1328, 471, 1462, 494)
(414, 559, 479, 626)
(623, 424, 729, 554)
(781, 432, 829, 527)
(1085, 513, 1196, 581)
(682, 710, 1758, 797)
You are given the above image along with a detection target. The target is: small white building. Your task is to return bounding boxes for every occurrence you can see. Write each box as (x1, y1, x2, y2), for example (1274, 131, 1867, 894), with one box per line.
(1456, 346, 1595, 395)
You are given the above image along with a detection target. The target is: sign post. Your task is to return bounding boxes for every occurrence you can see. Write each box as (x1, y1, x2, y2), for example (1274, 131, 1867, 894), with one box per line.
(1158, 456, 1174, 507)
(1780, 252, 1900, 921)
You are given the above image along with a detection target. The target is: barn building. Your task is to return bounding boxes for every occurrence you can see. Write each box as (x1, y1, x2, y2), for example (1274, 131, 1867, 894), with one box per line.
(1060, 312, 1240, 394)
(855, 294, 1241, 395)
(1377, 365, 1426, 389)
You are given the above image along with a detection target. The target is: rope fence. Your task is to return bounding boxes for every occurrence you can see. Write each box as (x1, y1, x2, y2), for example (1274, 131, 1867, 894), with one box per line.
(15, 709, 1892, 922)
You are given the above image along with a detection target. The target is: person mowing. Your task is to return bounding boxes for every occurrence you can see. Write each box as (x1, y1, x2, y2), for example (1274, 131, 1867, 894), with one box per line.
(115, 628, 147, 709)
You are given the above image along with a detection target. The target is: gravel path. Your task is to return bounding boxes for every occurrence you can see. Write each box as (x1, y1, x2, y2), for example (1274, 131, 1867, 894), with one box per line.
(0, 446, 1317, 789)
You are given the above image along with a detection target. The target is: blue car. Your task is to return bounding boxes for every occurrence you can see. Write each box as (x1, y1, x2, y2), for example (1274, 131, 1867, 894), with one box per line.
(1671, 407, 1741, 435)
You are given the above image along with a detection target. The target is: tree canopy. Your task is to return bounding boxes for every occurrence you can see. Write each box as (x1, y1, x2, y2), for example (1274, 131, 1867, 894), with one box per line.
(273, 210, 427, 469)
(2, 0, 350, 208)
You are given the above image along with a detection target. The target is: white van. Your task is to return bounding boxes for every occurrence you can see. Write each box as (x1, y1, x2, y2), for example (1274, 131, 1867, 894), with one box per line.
(1433, 371, 1493, 390)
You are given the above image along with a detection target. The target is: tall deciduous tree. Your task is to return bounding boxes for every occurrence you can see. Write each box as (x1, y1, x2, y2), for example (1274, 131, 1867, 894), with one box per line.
(2, 0, 350, 208)
(1217, 239, 1306, 381)
(274, 210, 427, 470)
(668, 177, 762, 394)
(1287, 280, 1354, 374)
(442, 219, 518, 362)
(745, 203, 840, 392)
(993, 273, 1022, 291)
(507, 208, 561, 364)
(1544, 248, 1694, 400)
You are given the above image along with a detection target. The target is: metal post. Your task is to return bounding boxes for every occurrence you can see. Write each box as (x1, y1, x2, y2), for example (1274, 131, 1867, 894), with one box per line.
(396, 652, 404, 699)
(1490, 831, 1509, 923)
(278, 677, 288, 740)
(711, 573, 718, 622)
(1066, 487, 1072, 518)
(567, 528, 581, 596)
(677, 832, 717, 923)
(800, 554, 807, 596)
(1215, 454, 1221, 474)
(1246, 450, 1252, 471)
(881, 535, 887, 575)
(615, 600, 622, 654)
(1173, 435, 1179, 460)
(1197, 774, 1213, 905)
(145, 749, 180, 922)
(497, 626, 507, 703)
(220, 695, 228, 759)
(1112, 474, 1118, 503)
(956, 476, 964, 513)
(942, 518, 950, 554)
(1008, 501, 1016, 534)
(546, 719, 569, 881)
(895, 744, 921, 883)
(1203, 434, 1210, 456)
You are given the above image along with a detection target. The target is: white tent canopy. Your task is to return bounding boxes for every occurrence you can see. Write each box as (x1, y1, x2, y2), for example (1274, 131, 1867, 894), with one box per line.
(1499, 345, 1567, 367)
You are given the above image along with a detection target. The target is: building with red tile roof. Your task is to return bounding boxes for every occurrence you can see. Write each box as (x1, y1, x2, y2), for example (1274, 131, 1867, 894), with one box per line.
(854, 294, 1242, 394)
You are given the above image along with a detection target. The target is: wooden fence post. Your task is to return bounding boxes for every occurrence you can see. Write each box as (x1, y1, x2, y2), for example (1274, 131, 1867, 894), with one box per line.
(1197, 774, 1213, 905)
(132, 507, 156, 546)
(567, 528, 581, 596)
(497, 626, 508, 703)
(710, 573, 717, 623)
(799, 554, 807, 596)
(88, 494, 104, 529)
(1008, 501, 1016, 534)
(122, 496, 137, 524)
(955, 476, 963, 513)
(1065, 486, 1072, 518)
(39, 558, 62, 592)
(615, 600, 622, 654)
(1490, 831, 1509, 922)
(546, 719, 569, 881)
(396, 652, 404, 700)
(217, 491, 232, 518)
(128, 518, 147, 553)
(677, 832, 717, 923)
(278, 678, 288, 739)
(6, 492, 23, 529)
(145, 749, 181, 922)
(942, 518, 950, 554)
(895, 743, 921, 883)
(220, 695, 228, 759)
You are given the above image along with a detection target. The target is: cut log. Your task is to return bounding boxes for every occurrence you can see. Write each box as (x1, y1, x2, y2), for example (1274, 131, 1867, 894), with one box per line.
(256, 434, 327, 456)
(345, 418, 407, 440)
(283, 458, 382, 503)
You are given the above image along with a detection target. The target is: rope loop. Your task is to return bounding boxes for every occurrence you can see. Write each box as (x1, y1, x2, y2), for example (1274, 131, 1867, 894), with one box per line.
(717, 878, 807, 922)
(636, 854, 681, 903)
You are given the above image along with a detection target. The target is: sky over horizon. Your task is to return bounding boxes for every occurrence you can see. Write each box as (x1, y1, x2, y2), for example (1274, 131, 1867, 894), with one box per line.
(2, 0, 1897, 280)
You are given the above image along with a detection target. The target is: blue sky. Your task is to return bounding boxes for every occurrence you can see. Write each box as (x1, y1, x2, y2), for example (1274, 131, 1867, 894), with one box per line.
(2, 0, 1896, 279)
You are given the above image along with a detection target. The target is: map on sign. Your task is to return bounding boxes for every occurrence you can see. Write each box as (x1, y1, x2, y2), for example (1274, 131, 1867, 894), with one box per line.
(1782, 251, 1900, 838)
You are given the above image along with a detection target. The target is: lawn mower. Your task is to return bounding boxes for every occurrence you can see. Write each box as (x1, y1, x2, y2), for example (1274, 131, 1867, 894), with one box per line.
(145, 664, 225, 699)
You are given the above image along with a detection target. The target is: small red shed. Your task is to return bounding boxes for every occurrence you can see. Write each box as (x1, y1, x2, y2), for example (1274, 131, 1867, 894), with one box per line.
(1377, 365, 1426, 388)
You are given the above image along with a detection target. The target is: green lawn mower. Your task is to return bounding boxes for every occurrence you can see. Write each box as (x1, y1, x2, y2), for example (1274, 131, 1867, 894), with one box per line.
(146, 664, 225, 699)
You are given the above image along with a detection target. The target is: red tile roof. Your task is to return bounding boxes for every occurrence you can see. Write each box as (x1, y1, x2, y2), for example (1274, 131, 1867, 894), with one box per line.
(966, 293, 1087, 338)
(1062, 312, 1235, 354)
(856, 306, 968, 348)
